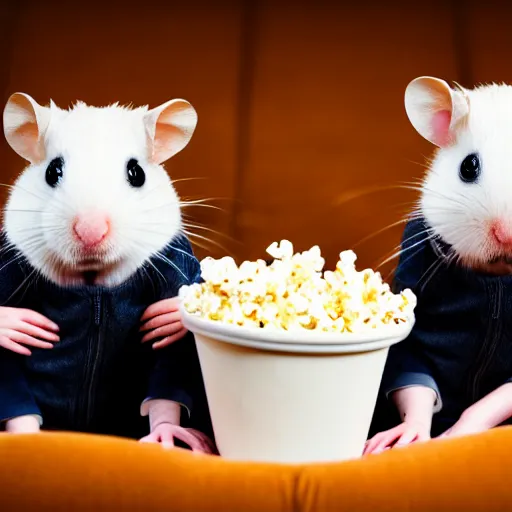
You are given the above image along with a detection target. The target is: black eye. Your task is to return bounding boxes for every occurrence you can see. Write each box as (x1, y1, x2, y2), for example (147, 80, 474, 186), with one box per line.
(126, 158, 145, 188)
(459, 153, 481, 183)
(45, 157, 64, 188)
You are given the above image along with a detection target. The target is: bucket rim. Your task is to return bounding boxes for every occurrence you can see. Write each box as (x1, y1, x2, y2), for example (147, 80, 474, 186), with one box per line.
(180, 305, 414, 352)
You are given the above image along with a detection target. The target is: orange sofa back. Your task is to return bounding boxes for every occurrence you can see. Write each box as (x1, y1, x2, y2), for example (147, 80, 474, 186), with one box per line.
(0, 429, 510, 511)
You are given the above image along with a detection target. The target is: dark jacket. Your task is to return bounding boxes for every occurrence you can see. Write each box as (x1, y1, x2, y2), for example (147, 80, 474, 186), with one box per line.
(370, 218, 512, 437)
(0, 234, 212, 440)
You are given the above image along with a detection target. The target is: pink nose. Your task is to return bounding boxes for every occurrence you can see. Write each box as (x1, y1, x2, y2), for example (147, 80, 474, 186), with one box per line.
(73, 214, 110, 248)
(491, 220, 512, 246)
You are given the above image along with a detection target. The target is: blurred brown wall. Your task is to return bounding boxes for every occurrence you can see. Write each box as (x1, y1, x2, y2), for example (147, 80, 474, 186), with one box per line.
(0, 0, 510, 278)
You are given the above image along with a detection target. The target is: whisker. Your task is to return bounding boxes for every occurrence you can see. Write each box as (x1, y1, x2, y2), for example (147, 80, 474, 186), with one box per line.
(3, 209, 60, 215)
(335, 184, 420, 206)
(9, 233, 47, 249)
(383, 245, 428, 282)
(350, 217, 411, 250)
(11, 225, 64, 235)
(381, 220, 464, 282)
(0, 183, 49, 204)
(153, 252, 188, 281)
(171, 177, 207, 185)
(136, 201, 224, 215)
(0, 251, 30, 274)
(181, 222, 234, 242)
(183, 237, 211, 253)
(167, 244, 195, 260)
(0, 240, 18, 258)
(125, 224, 230, 255)
(376, 232, 439, 270)
(180, 197, 228, 205)
(113, 232, 168, 289)
(182, 230, 231, 254)
(404, 158, 434, 170)
(398, 178, 427, 186)
(123, 225, 232, 258)
(180, 203, 225, 212)
(422, 186, 484, 212)
(123, 226, 229, 255)
(377, 225, 436, 265)
(334, 182, 477, 219)
(1, 266, 39, 306)
(145, 258, 168, 289)
(0, 183, 74, 211)
(402, 253, 445, 289)
(125, 226, 181, 238)
(386, 182, 478, 215)
(139, 263, 159, 294)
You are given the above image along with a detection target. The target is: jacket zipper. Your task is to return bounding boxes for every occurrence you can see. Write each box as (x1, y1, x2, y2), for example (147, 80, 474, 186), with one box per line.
(468, 280, 503, 403)
(84, 290, 103, 427)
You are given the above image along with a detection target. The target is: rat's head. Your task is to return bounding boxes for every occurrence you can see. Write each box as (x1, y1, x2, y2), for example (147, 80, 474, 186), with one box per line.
(2, 93, 197, 287)
(405, 76, 512, 271)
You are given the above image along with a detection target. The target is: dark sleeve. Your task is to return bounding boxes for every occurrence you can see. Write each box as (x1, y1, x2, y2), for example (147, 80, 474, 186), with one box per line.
(144, 331, 203, 417)
(144, 237, 204, 418)
(380, 219, 442, 412)
(0, 351, 42, 423)
(0, 234, 42, 423)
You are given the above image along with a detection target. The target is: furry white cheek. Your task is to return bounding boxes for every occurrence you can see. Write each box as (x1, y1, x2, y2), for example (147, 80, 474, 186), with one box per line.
(4, 170, 53, 256)
(115, 182, 183, 263)
(420, 175, 490, 262)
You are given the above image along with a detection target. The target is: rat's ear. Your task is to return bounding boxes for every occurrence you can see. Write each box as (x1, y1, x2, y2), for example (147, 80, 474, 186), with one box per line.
(144, 99, 198, 164)
(3, 93, 51, 163)
(405, 76, 469, 148)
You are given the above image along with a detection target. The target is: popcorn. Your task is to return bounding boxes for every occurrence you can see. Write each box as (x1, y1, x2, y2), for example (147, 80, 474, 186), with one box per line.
(180, 240, 417, 334)
(266, 240, 294, 259)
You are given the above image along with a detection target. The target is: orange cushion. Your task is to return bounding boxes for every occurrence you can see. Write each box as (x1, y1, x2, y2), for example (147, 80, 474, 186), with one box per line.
(0, 428, 510, 511)
(299, 428, 510, 511)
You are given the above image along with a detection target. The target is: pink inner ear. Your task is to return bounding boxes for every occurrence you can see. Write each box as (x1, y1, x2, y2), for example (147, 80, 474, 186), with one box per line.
(149, 122, 183, 164)
(431, 110, 452, 147)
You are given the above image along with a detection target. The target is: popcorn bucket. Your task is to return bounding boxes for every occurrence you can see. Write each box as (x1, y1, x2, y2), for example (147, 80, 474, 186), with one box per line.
(182, 308, 413, 464)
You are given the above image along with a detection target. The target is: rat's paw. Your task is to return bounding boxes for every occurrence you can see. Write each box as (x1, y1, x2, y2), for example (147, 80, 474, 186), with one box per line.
(140, 298, 187, 349)
(5, 415, 41, 434)
(140, 297, 180, 322)
(364, 421, 430, 455)
(139, 422, 217, 454)
(0, 307, 60, 355)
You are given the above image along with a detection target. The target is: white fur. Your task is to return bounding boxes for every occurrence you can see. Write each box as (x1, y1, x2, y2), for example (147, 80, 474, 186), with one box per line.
(3, 100, 190, 287)
(407, 78, 512, 266)
(405, 76, 469, 146)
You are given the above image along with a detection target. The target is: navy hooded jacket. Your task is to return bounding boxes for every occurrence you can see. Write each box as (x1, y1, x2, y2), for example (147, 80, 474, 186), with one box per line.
(0, 234, 211, 439)
(370, 217, 512, 437)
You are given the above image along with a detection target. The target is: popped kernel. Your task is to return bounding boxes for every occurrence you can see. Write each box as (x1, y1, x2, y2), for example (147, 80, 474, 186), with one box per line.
(179, 240, 416, 334)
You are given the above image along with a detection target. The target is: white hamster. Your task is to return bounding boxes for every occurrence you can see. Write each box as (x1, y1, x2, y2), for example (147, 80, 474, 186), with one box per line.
(2, 93, 197, 287)
(405, 76, 512, 274)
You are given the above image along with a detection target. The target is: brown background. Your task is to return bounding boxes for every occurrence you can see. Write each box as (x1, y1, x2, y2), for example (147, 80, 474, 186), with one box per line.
(0, 0, 509, 280)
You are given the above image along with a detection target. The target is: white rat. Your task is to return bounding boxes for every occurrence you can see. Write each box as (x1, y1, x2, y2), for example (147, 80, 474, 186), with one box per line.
(3, 93, 194, 287)
(406, 76, 512, 273)
(0, 93, 215, 452)
(366, 76, 512, 454)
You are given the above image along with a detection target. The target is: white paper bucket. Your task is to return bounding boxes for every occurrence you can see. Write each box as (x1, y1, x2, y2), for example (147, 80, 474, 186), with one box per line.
(181, 308, 413, 464)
